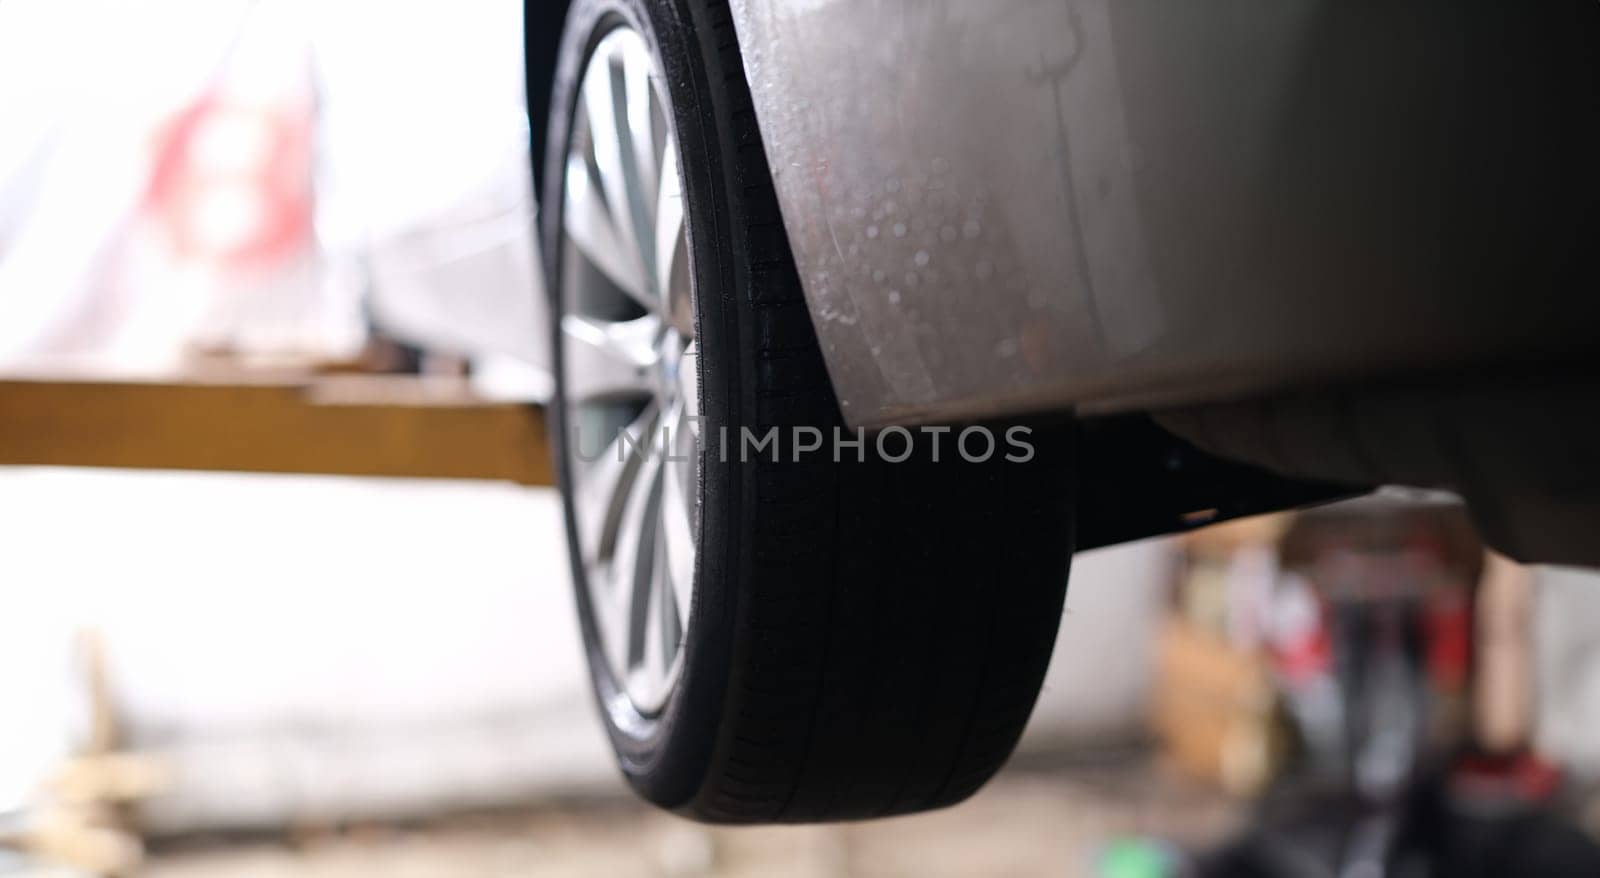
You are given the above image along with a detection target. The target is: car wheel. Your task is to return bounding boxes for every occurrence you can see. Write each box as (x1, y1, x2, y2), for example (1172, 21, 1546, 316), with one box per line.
(543, 0, 1077, 822)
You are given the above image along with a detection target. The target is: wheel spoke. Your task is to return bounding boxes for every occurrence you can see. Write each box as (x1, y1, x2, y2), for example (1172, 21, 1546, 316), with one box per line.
(655, 525, 682, 673)
(581, 40, 655, 313)
(622, 45, 660, 220)
(574, 403, 655, 678)
(561, 314, 660, 404)
(661, 401, 697, 624)
(572, 401, 658, 566)
(618, 452, 664, 670)
(591, 577, 631, 683)
(655, 143, 693, 337)
(587, 411, 660, 679)
(630, 525, 673, 700)
(563, 151, 647, 300)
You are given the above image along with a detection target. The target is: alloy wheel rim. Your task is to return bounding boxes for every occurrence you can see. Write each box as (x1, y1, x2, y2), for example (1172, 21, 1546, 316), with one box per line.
(559, 27, 698, 717)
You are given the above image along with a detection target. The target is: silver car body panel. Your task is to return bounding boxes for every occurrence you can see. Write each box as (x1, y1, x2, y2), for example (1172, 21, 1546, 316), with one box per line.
(729, 0, 1597, 428)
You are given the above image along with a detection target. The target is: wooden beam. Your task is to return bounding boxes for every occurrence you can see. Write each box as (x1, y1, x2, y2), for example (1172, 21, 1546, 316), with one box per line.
(0, 378, 554, 486)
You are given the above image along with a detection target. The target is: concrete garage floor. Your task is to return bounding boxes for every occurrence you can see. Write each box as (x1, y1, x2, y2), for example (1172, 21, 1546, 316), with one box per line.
(141, 762, 1239, 878)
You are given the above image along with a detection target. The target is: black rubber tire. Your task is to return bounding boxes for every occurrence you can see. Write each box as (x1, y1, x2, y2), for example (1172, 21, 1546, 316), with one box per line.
(542, 0, 1077, 822)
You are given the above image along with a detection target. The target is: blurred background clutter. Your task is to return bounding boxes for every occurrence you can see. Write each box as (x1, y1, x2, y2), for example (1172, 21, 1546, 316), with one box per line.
(0, 0, 543, 387)
(5, 1, 1600, 877)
